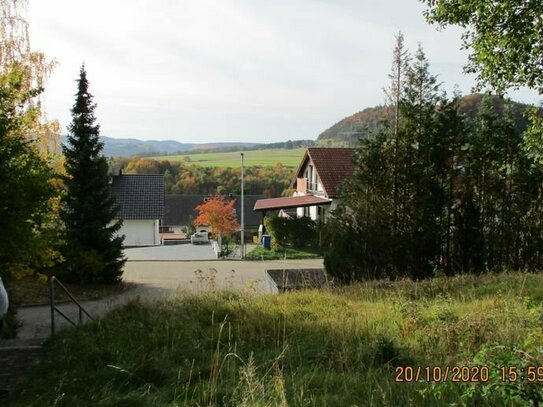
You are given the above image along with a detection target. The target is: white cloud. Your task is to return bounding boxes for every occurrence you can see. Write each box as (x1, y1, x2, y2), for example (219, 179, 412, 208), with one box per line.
(27, 0, 541, 142)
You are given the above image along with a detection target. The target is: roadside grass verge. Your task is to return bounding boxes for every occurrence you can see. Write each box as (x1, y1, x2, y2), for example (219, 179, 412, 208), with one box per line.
(7, 271, 543, 406)
(246, 246, 323, 260)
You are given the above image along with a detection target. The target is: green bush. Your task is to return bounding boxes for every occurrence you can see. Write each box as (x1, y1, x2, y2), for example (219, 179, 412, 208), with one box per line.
(323, 217, 383, 283)
(246, 246, 322, 260)
(424, 344, 543, 405)
(264, 216, 318, 249)
(60, 250, 106, 284)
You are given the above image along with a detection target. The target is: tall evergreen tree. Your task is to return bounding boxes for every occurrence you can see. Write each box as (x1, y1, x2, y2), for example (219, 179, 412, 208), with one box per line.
(323, 127, 396, 282)
(325, 38, 543, 283)
(398, 45, 444, 278)
(61, 65, 125, 283)
(383, 31, 410, 237)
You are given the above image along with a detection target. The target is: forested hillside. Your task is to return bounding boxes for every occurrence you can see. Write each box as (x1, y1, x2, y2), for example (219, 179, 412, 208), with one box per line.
(317, 94, 533, 146)
(110, 157, 293, 197)
(317, 105, 386, 146)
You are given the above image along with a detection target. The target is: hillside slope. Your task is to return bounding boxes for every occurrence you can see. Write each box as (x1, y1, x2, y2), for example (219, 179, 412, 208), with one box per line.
(99, 137, 260, 157)
(317, 94, 532, 146)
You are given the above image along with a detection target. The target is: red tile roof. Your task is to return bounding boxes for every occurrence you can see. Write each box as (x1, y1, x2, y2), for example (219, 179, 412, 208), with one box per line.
(295, 148, 355, 198)
(254, 195, 332, 211)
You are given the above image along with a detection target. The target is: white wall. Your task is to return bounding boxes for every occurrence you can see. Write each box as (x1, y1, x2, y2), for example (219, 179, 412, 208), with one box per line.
(295, 202, 337, 222)
(116, 219, 160, 246)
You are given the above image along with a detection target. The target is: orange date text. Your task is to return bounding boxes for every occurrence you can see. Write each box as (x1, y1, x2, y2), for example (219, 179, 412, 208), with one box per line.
(394, 366, 490, 383)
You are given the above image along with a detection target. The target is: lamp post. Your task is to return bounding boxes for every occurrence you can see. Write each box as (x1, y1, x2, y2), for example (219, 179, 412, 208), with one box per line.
(240, 152, 245, 259)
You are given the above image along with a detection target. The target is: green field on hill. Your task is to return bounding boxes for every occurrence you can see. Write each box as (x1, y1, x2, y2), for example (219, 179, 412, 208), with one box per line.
(149, 147, 306, 167)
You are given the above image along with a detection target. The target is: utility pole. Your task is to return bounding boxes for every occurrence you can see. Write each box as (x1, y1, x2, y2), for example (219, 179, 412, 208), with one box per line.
(240, 152, 245, 259)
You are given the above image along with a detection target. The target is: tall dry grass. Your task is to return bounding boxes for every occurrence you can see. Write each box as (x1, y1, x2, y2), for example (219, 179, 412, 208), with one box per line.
(8, 271, 543, 406)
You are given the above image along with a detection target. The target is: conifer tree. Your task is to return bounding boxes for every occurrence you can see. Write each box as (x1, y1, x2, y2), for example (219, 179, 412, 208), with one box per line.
(61, 65, 125, 283)
(325, 39, 543, 282)
(384, 31, 410, 237)
(398, 45, 443, 278)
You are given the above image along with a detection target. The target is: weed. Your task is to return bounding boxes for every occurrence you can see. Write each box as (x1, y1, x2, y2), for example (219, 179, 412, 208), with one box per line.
(7, 272, 543, 406)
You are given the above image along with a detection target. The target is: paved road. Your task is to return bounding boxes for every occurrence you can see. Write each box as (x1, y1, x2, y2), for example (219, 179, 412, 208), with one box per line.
(124, 243, 218, 261)
(14, 258, 324, 341)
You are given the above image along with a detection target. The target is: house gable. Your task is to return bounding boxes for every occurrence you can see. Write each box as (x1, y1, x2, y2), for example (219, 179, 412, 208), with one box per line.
(292, 148, 355, 198)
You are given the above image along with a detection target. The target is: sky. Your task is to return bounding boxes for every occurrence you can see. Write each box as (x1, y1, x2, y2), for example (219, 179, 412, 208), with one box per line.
(28, 0, 540, 143)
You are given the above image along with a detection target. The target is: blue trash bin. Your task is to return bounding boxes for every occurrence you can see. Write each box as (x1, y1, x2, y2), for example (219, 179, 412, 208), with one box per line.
(262, 234, 271, 250)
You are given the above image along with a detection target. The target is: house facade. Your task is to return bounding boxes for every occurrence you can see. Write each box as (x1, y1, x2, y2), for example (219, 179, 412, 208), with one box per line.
(292, 147, 354, 221)
(253, 148, 354, 222)
(111, 174, 165, 246)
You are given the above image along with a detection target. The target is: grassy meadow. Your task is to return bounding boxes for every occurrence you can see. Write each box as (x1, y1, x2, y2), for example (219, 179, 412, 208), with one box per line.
(8, 272, 543, 406)
(149, 147, 306, 167)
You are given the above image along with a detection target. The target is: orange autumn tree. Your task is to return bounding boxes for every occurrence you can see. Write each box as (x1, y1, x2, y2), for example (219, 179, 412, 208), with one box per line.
(194, 197, 240, 248)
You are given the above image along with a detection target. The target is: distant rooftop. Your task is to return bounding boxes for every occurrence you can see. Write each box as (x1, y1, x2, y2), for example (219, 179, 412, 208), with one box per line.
(111, 174, 164, 220)
(164, 194, 264, 227)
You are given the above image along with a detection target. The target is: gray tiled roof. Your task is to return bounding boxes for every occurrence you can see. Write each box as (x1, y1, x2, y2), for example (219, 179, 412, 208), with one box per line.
(111, 175, 164, 220)
(163, 195, 203, 226)
(164, 194, 264, 227)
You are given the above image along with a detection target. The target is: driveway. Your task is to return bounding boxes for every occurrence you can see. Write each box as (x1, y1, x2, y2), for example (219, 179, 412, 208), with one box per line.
(123, 258, 325, 293)
(124, 242, 217, 261)
(13, 258, 324, 341)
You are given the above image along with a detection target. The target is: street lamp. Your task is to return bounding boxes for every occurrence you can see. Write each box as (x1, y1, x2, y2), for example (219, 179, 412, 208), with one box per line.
(240, 152, 245, 259)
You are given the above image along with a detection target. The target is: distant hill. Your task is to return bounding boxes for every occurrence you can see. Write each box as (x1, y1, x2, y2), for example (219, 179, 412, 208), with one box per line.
(317, 94, 533, 146)
(60, 137, 316, 158)
(59, 136, 262, 157)
(317, 105, 387, 146)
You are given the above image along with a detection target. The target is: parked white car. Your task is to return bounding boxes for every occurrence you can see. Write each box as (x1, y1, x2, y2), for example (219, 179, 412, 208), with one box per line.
(191, 232, 209, 244)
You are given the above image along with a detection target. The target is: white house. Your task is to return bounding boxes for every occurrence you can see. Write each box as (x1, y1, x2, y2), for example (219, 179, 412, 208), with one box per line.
(254, 148, 355, 222)
(111, 174, 164, 246)
(292, 147, 355, 221)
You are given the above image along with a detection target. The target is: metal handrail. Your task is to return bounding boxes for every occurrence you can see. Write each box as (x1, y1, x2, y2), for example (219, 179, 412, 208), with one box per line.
(49, 276, 94, 335)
